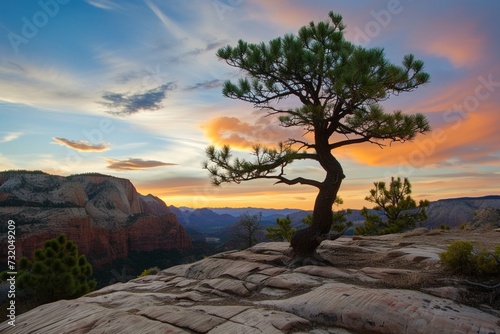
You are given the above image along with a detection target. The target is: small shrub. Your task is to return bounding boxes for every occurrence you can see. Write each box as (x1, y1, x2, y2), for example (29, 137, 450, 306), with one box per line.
(474, 249, 498, 276)
(439, 241, 475, 275)
(458, 223, 471, 230)
(137, 266, 160, 277)
(439, 240, 500, 276)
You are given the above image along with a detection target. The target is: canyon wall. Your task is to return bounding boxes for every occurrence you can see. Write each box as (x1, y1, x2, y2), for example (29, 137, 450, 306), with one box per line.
(0, 171, 192, 268)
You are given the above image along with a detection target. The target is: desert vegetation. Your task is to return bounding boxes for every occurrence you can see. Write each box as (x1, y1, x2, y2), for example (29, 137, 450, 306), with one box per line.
(0, 234, 96, 316)
(439, 240, 500, 276)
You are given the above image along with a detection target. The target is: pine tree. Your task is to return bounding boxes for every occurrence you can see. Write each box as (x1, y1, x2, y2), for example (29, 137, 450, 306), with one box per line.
(204, 11, 430, 263)
(266, 216, 296, 242)
(15, 234, 96, 305)
(355, 177, 429, 235)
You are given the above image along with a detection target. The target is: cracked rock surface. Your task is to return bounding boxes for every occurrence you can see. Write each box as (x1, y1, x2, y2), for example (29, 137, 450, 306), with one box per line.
(2, 237, 499, 334)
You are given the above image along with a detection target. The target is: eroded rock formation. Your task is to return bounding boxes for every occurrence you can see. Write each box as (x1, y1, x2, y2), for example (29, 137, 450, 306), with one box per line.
(2, 235, 499, 333)
(0, 172, 191, 267)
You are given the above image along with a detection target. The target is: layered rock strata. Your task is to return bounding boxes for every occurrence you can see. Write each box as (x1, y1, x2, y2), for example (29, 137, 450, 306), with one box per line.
(0, 172, 191, 267)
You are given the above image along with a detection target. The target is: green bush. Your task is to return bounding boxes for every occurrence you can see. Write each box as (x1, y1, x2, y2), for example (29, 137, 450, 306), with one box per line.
(137, 266, 160, 277)
(439, 241, 475, 274)
(439, 240, 500, 276)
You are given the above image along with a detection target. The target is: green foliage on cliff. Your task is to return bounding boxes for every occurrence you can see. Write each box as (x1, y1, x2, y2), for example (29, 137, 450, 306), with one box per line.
(2, 169, 48, 175)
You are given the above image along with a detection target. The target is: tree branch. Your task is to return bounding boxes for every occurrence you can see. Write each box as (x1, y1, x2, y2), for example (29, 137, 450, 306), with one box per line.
(329, 136, 373, 149)
(274, 176, 322, 188)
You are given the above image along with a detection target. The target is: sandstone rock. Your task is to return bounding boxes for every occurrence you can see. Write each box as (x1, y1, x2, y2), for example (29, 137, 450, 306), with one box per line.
(265, 272, 324, 290)
(1, 240, 499, 334)
(263, 283, 500, 333)
(421, 286, 467, 301)
(471, 207, 500, 228)
(0, 172, 191, 267)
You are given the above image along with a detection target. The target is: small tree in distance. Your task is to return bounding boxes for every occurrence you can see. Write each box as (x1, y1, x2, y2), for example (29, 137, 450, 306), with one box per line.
(266, 216, 296, 242)
(232, 212, 263, 249)
(204, 11, 430, 264)
(355, 177, 429, 235)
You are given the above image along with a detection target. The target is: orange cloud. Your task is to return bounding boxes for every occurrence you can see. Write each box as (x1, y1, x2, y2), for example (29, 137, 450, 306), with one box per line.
(106, 158, 176, 171)
(201, 115, 304, 150)
(411, 19, 485, 68)
(335, 104, 499, 168)
(248, 0, 320, 30)
(53, 137, 109, 152)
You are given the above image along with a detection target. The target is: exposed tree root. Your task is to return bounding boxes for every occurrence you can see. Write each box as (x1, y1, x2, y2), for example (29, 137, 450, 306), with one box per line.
(288, 227, 349, 268)
(286, 251, 330, 268)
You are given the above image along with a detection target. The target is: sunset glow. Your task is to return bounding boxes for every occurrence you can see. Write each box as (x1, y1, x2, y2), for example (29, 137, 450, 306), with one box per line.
(1, 1, 499, 210)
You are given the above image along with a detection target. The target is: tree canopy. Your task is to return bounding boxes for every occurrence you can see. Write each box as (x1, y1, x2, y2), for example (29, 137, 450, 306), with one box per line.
(13, 234, 96, 306)
(204, 11, 430, 262)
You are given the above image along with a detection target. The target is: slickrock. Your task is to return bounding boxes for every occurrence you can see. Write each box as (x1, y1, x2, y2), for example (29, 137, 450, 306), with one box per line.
(2, 238, 499, 334)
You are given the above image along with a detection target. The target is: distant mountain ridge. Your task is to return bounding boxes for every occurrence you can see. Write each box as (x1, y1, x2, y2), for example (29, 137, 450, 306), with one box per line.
(169, 195, 500, 237)
(425, 195, 500, 228)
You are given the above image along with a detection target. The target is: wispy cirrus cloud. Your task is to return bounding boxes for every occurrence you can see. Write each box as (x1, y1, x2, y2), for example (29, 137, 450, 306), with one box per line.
(52, 137, 110, 152)
(0, 132, 22, 143)
(145, 0, 186, 38)
(98, 83, 176, 116)
(106, 158, 176, 171)
(85, 0, 122, 11)
(185, 79, 222, 91)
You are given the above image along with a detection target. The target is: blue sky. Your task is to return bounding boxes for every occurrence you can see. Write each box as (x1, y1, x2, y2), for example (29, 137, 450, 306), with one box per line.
(1, 0, 499, 209)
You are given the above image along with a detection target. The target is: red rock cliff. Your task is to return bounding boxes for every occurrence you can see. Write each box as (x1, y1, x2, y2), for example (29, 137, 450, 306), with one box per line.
(0, 171, 192, 268)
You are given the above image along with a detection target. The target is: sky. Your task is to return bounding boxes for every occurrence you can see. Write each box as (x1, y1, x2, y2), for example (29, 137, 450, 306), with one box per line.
(0, 0, 499, 210)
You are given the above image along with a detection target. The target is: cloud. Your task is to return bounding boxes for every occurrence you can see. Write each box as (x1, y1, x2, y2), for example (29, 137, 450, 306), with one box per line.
(247, 0, 321, 30)
(106, 158, 176, 171)
(0, 59, 90, 110)
(145, 0, 186, 38)
(168, 40, 227, 64)
(409, 11, 486, 68)
(85, 0, 122, 10)
(98, 83, 176, 116)
(185, 79, 222, 91)
(52, 137, 110, 152)
(201, 116, 304, 150)
(335, 104, 500, 168)
(0, 132, 22, 143)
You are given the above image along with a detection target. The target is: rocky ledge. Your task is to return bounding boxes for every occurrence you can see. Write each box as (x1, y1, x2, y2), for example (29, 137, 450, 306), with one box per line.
(2, 231, 499, 334)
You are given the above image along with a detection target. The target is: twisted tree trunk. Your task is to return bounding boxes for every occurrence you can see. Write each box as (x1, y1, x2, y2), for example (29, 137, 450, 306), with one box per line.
(290, 129, 345, 260)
